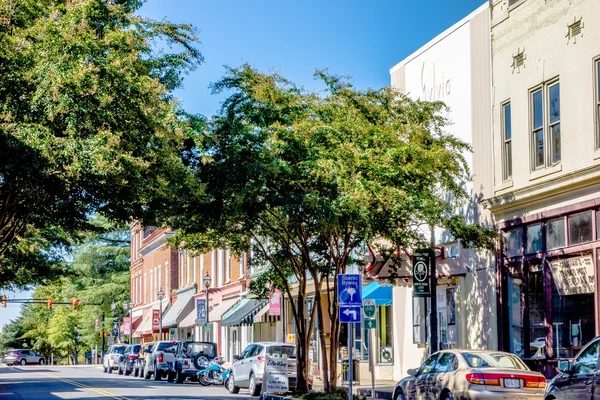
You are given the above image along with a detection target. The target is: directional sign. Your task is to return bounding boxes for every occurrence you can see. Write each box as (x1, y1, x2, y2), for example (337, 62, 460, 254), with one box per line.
(337, 274, 362, 306)
(339, 306, 362, 323)
(364, 319, 377, 329)
(363, 299, 376, 318)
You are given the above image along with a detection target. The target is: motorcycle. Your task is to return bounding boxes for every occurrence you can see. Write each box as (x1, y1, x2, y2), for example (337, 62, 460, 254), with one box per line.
(197, 357, 226, 386)
(222, 367, 231, 387)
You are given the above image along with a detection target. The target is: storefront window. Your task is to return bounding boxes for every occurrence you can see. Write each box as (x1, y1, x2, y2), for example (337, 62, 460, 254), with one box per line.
(546, 217, 566, 250)
(377, 306, 393, 363)
(569, 211, 593, 245)
(508, 271, 524, 356)
(528, 263, 545, 359)
(506, 228, 523, 258)
(526, 224, 542, 254)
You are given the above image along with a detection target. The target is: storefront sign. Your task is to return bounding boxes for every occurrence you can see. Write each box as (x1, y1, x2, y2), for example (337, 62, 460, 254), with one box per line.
(264, 354, 289, 393)
(549, 256, 595, 295)
(152, 309, 160, 333)
(412, 249, 431, 297)
(196, 298, 207, 325)
(269, 290, 282, 316)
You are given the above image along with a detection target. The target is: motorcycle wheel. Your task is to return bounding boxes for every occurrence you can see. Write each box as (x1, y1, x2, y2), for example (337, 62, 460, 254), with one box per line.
(198, 373, 211, 386)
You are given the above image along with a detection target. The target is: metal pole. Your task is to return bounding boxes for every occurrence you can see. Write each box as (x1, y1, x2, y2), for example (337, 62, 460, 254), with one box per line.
(430, 226, 438, 354)
(348, 323, 353, 400)
(130, 308, 133, 344)
(205, 289, 209, 341)
(101, 312, 105, 358)
(370, 331, 375, 400)
(159, 301, 163, 341)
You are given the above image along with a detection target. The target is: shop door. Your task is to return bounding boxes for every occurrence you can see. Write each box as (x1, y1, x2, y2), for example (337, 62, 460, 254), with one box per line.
(436, 286, 448, 349)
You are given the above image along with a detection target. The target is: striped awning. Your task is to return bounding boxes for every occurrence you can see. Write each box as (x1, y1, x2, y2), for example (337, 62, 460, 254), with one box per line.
(221, 299, 267, 327)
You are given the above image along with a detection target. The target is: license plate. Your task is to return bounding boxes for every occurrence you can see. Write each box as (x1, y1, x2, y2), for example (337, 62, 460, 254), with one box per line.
(504, 378, 521, 388)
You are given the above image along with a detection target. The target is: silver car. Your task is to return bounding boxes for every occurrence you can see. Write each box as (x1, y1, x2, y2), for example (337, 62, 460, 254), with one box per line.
(4, 349, 45, 366)
(393, 349, 546, 400)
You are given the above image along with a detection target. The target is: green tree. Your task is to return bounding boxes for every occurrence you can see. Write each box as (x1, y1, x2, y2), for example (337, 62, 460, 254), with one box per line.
(172, 65, 496, 392)
(0, 0, 202, 288)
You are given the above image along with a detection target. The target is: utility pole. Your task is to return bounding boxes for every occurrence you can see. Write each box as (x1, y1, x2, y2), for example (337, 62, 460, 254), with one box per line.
(101, 311, 106, 357)
(430, 226, 438, 354)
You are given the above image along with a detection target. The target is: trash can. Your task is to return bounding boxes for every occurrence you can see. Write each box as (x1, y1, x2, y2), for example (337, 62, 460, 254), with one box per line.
(342, 358, 360, 383)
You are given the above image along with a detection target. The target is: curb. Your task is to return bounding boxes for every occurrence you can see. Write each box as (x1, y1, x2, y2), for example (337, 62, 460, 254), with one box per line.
(358, 388, 393, 400)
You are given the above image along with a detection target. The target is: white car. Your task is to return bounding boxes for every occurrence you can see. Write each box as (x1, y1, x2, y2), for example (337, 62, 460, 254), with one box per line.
(103, 345, 126, 373)
(227, 342, 304, 396)
(142, 341, 178, 381)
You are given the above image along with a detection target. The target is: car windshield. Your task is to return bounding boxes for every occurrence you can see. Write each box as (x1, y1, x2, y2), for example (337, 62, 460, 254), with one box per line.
(156, 342, 177, 352)
(132, 345, 141, 353)
(266, 345, 296, 359)
(182, 342, 216, 358)
(462, 352, 528, 370)
(113, 346, 126, 354)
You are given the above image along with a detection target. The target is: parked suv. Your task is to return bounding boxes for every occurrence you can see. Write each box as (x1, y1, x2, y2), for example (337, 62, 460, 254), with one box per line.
(143, 341, 178, 381)
(118, 344, 141, 375)
(133, 342, 154, 378)
(169, 341, 217, 383)
(4, 349, 45, 366)
(228, 342, 301, 396)
(103, 345, 126, 373)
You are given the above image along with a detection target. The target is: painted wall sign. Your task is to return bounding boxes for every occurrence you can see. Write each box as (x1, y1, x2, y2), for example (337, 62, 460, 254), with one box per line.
(548, 256, 595, 295)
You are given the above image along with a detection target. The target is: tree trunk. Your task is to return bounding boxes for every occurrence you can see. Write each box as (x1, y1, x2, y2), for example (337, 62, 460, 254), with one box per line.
(315, 291, 330, 393)
(294, 290, 309, 394)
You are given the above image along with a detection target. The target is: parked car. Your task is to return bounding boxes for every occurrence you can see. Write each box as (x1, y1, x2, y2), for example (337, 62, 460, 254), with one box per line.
(133, 342, 154, 378)
(393, 349, 546, 400)
(227, 342, 303, 396)
(4, 349, 45, 366)
(142, 341, 178, 381)
(169, 341, 217, 384)
(546, 336, 600, 400)
(117, 344, 141, 376)
(103, 345, 126, 374)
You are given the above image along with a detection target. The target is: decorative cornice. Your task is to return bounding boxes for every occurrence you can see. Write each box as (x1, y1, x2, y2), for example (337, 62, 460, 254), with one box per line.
(139, 230, 174, 256)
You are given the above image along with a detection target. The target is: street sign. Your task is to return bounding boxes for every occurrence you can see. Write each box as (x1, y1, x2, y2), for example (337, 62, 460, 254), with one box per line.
(364, 319, 377, 329)
(413, 249, 431, 297)
(196, 299, 207, 325)
(363, 299, 376, 318)
(204, 323, 212, 333)
(337, 274, 362, 306)
(339, 306, 361, 323)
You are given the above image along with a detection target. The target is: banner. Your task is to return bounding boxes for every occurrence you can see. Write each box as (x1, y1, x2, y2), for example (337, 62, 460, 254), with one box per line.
(152, 309, 160, 333)
(196, 298, 207, 325)
(264, 354, 289, 393)
(122, 317, 131, 335)
(269, 290, 282, 316)
(412, 249, 431, 297)
(548, 256, 595, 295)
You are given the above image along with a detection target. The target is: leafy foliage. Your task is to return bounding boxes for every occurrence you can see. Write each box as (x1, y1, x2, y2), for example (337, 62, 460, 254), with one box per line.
(0, 0, 202, 288)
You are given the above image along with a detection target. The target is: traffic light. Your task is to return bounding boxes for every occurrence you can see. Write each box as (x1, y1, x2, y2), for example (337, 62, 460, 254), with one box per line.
(47, 298, 53, 310)
(1, 295, 6, 308)
(72, 298, 79, 310)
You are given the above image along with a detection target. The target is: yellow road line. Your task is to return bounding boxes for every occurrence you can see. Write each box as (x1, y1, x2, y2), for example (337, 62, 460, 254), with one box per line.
(38, 372, 132, 400)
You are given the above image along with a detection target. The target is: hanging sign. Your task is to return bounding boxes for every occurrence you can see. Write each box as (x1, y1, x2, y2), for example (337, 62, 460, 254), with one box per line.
(412, 249, 431, 297)
(269, 290, 282, 316)
(122, 317, 131, 335)
(152, 309, 160, 333)
(196, 299, 207, 325)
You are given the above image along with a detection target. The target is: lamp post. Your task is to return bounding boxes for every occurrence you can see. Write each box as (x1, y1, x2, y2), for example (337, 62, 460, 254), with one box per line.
(111, 302, 120, 344)
(203, 273, 212, 341)
(158, 288, 165, 341)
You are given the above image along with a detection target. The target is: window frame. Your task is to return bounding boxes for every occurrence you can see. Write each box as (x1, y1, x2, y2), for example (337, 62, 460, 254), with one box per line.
(502, 100, 513, 181)
(595, 57, 600, 149)
(529, 78, 561, 171)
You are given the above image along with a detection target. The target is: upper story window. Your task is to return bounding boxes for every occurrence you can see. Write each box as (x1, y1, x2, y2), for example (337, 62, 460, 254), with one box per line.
(530, 80, 561, 170)
(595, 59, 600, 148)
(502, 102, 513, 180)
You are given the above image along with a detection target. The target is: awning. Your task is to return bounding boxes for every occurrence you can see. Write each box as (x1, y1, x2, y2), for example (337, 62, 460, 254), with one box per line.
(221, 299, 268, 327)
(179, 308, 197, 328)
(210, 297, 239, 322)
(162, 286, 196, 328)
(253, 304, 269, 323)
(363, 282, 392, 306)
(133, 314, 153, 338)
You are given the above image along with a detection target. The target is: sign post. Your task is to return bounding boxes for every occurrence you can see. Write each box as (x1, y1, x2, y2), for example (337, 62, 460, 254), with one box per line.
(264, 354, 289, 394)
(363, 299, 376, 400)
(337, 274, 362, 400)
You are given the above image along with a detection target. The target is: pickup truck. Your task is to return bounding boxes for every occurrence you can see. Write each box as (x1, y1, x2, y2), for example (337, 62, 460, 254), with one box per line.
(168, 341, 217, 384)
(103, 345, 126, 374)
(143, 341, 178, 381)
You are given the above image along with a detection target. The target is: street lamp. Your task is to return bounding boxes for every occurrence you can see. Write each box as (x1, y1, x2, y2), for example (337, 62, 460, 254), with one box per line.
(203, 273, 212, 341)
(158, 288, 165, 340)
(110, 302, 121, 344)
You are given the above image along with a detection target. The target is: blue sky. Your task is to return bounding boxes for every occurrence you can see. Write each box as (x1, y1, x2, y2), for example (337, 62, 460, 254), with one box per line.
(1, 0, 485, 331)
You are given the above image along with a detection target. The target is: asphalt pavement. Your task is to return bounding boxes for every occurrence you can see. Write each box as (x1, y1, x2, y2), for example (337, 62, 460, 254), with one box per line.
(0, 364, 254, 400)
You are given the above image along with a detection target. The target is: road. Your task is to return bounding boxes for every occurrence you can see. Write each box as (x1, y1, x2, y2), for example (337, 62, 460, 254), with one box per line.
(0, 364, 255, 400)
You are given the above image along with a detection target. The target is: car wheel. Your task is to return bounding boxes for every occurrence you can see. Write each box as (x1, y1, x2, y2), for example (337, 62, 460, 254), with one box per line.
(167, 371, 175, 383)
(108, 366, 113, 374)
(103, 365, 108, 373)
(441, 391, 454, 400)
(176, 370, 185, 384)
(153, 365, 161, 381)
(118, 364, 123, 375)
(395, 390, 405, 400)
(227, 374, 240, 394)
(144, 365, 151, 379)
(248, 373, 260, 396)
(39, 359, 45, 365)
(125, 365, 131, 376)
(19, 359, 26, 366)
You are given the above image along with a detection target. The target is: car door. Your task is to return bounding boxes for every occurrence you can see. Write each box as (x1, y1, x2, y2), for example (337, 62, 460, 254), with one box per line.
(234, 345, 255, 387)
(554, 339, 600, 400)
(416, 353, 440, 400)
(248, 345, 264, 377)
(430, 352, 458, 400)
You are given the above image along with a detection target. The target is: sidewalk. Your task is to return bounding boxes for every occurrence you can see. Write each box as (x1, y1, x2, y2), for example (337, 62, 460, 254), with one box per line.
(312, 379, 396, 400)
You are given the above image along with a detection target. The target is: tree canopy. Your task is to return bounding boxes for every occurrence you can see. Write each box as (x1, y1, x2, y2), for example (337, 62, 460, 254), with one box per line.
(0, 0, 202, 288)
(171, 65, 497, 392)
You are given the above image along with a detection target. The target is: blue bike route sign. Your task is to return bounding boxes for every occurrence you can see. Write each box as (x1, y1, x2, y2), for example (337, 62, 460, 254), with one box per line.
(337, 274, 362, 306)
